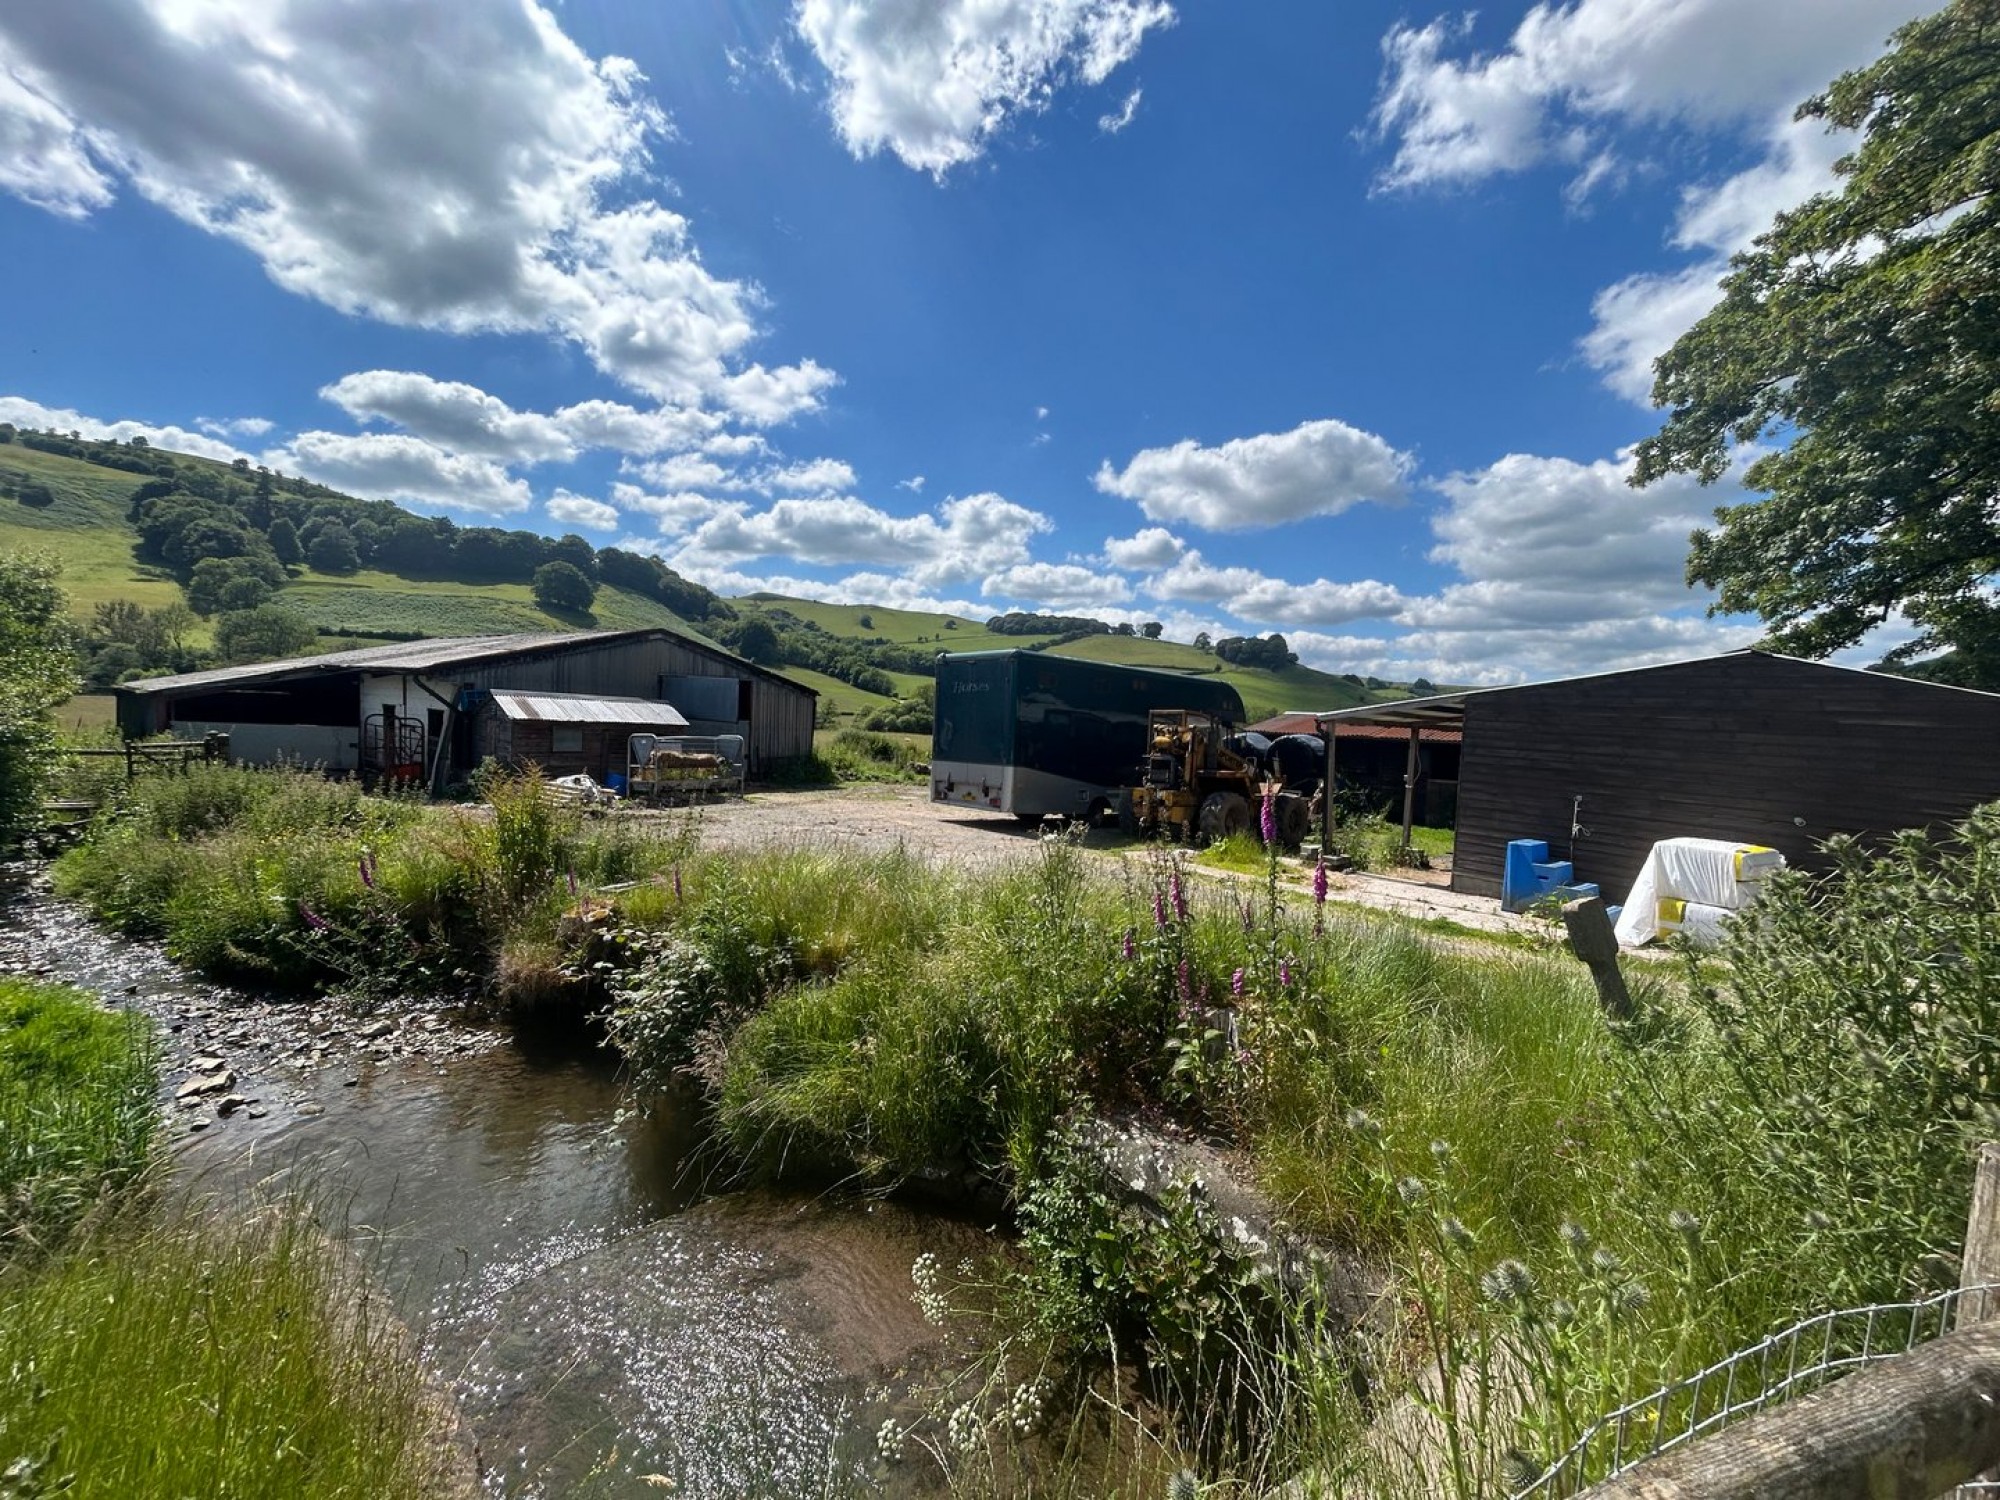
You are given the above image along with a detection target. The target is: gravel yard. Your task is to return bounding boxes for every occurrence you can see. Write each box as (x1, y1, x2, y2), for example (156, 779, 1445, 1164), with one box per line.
(662, 783, 1546, 940)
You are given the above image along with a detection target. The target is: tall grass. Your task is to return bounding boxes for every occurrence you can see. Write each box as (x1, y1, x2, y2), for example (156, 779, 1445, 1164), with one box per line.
(0, 977, 155, 1249)
(0, 1200, 466, 1498)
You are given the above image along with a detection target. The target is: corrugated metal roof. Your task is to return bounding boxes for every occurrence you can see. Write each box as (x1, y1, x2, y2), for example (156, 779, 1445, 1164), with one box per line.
(489, 691, 688, 728)
(115, 627, 817, 700)
(116, 631, 639, 695)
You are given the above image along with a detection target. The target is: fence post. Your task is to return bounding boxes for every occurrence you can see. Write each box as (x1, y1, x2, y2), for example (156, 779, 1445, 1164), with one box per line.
(1960, 1143, 2000, 1328)
(1563, 895, 1633, 1021)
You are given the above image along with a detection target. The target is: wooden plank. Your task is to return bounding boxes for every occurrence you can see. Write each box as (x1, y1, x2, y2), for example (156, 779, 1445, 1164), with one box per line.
(1578, 1319, 2000, 1498)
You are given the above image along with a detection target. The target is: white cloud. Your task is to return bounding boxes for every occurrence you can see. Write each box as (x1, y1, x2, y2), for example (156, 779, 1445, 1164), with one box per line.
(546, 489, 620, 531)
(1098, 87, 1142, 134)
(1102, 526, 1185, 570)
(794, 0, 1174, 175)
(0, 42, 112, 216)
(0, 394, 252, 463)
(321, 370, 573, 464)
(271, 430, 531, 516)
(983, 562, 1132, 608)
(195, 414, 274, 440)
(612, 482, 727, 537)
(1580, 113, 1854, 402)
(0, 1, 834, 419)
(553, 399, 720, 457)
(1147, 551, 1405, 628)
(762, 456, 858, 493)
(898, 474, 926, 493)
(669, 490, 1052, 594)
(631, 453, 735, 493)
(1371, 0, 1923, 194)
(716, 359, 839, 426)
(1095, 418, 1412, 531)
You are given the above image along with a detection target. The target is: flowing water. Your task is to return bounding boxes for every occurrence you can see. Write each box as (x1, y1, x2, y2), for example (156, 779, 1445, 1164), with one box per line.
(0, 869, 998, 1497)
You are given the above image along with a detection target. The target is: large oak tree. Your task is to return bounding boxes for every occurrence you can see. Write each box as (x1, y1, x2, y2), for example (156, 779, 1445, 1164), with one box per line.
(1633, 0, 2000, 686)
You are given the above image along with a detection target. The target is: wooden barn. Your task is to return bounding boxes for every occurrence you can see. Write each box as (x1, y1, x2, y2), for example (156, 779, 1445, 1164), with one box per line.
(1251, 712, 1462, 825)
(1314, 650, 2000, 903)
(115, 628, 816, 786)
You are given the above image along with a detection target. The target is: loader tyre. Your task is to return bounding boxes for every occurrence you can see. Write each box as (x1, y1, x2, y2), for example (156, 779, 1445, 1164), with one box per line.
(1275, 791, 1313, 849)
(1198, 791, 1251, 843)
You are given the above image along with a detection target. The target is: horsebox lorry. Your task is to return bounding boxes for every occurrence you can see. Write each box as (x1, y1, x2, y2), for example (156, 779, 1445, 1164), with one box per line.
(930, 649, 1247, 824)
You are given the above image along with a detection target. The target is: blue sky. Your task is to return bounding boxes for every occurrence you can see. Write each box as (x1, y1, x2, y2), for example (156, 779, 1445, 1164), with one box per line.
(0, 0, 1930, 683)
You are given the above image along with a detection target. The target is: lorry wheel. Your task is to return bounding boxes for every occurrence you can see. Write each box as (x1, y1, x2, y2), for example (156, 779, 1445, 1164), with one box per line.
(1198, 791, 1251, 843)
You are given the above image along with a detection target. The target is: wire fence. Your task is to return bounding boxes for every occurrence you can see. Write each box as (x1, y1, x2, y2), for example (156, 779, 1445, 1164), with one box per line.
(1511, 1282, 2000, 1498)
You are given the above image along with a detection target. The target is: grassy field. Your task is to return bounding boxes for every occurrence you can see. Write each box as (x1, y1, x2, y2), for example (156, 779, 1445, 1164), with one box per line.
(0, 445, 188, 616)
(55, 692, 119, 736)
(1046, 634, 1382, 718)
(743, 595, 1057, 652)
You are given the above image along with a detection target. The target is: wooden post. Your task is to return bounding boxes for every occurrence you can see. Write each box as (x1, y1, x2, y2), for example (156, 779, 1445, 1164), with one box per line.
(1562, 895, 1633, 1021)
(1399, 726, 1419, 854)
(1959, 1143, 2000, 1328)
(124, 739, 135, 783)
(1320, 720, 1336, 852)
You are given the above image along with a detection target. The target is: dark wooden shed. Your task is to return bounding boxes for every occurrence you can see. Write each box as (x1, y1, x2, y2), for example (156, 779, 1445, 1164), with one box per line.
(472, 691, 689, 782)
(1317, 651, 2000, 903)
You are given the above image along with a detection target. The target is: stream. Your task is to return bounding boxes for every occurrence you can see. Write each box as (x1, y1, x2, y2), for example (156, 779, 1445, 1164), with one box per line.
(0, 867, 997, 1498)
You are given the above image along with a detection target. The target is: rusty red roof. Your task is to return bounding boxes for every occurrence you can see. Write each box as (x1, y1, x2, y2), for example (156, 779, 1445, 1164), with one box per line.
(1249, 712, 1461, 743)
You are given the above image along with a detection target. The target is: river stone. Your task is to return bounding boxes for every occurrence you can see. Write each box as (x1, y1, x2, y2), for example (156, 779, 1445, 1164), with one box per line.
(357, 1019, 395, 1040)
(216, 1095, 249, 1116)
(189, 1054, 224, 1071)
(296, 1101, 325, 1116)
(176, 1068, 234, 1097)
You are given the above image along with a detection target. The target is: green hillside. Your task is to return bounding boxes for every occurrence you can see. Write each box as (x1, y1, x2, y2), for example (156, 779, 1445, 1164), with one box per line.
(0, 441, 717, 645)
(0, 444, 188, 616)
(738, 596, 1057, 652)
(734, 595, 1434, 724)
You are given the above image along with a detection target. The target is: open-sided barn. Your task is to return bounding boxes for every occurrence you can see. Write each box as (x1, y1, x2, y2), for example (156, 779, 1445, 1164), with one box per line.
(1313, 650, 2000, 902)
(114, 628, 816, 786)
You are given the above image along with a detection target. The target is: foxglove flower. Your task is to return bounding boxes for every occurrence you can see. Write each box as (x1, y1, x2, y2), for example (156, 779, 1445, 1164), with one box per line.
(358, 849, 377, 890)
(1170, 870, 1188, 923)
(1260, 789, 1277, 845)
(299, 902, 329, 931)
(1121, 927, 1136, 961)
(1153, 889, 1168, 930)
(1279, 957, 1293, 986)
(1230, 968, 1245, 998)
(1313, 854, 1328, 906)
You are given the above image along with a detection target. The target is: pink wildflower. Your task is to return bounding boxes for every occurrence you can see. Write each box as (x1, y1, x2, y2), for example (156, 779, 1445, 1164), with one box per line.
(1121, 928, 1136, 961)
(1260, 790, 1277, 845)
(1231, 968, 1245, 998)
(299, 902, 329, 931)
(358, 849, 377, 890)
(1153, 889, 1168, 930)
(1170, 870, 1188, 923)
(1313, 854, 1328, 906)
(1279, 957, 1293, 987)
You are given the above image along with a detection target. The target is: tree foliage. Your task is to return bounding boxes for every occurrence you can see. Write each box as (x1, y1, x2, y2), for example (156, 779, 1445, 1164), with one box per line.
(0, 551, 77, 840)
(214, 605, 319, 664)
(1634, 0, 2000, 685)
(530, 560, 597, 614)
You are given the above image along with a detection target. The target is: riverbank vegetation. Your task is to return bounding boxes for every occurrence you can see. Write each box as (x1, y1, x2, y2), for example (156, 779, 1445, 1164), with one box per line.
(46, 764, 2000, 1494)
(0, 976, 464, 1496)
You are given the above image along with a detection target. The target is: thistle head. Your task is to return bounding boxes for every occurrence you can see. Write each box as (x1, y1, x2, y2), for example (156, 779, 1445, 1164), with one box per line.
(1481, 1258, 1537, 1308)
